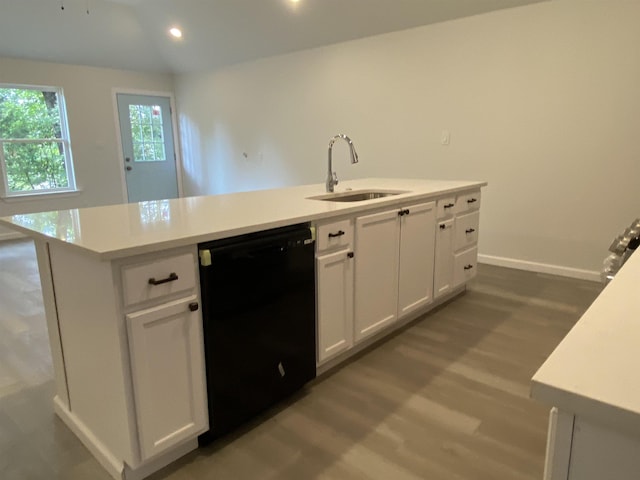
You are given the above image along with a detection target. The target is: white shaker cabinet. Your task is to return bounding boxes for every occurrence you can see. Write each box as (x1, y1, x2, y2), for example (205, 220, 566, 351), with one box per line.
(452, 191, 481, 287)
(121, 251, 208, 464)
(40, 243, 208, 480)
(315, 218, 355, 365)
(354, 202, 436, 343)
(434, 191, 481, 295)
(127, 295, 208, 461)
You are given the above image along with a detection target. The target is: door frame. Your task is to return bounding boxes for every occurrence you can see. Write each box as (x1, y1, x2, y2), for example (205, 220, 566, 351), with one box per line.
(112, 88, 184, 203)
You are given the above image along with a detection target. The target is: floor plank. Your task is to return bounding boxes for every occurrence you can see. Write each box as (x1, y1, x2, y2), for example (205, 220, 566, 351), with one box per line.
(0, 239, 603, 479)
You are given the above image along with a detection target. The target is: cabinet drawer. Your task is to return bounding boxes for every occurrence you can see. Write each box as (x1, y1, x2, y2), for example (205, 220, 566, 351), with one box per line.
(316, 219, 354, 252)
(121, 253, 197, 307)
(436, 196, 456, 219)
(456, 190, 481, 215)
(454, 211, 480, 251)
(453, 247, 478, 287)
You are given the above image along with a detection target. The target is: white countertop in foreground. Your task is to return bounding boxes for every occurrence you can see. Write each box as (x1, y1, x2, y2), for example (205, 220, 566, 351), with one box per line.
(531, 250, 640, 434)
(0, 178, 486, 260)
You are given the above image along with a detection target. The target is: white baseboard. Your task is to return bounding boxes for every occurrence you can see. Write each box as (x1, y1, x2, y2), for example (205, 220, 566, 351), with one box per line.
(53, 396, 125, 480)
(0, 231, 25, 241)
(478, 254, 600, 282)
(53, 395, 200, 480)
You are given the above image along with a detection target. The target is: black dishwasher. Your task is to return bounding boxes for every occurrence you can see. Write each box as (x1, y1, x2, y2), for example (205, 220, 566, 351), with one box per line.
(197, 223, 316, 443)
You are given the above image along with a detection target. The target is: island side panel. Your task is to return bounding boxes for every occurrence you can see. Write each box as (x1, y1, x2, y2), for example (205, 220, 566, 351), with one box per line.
(34, 239, 70, 408)
(567, 416, 640, 480)
(543, 408, 574, 480)
(48, 242, 138, 469)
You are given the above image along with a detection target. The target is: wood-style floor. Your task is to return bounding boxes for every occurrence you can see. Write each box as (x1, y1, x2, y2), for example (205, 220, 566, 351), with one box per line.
(0, 239, 603, 480)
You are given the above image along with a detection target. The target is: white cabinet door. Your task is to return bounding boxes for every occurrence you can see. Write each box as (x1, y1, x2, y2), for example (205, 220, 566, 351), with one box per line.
(316, 249, 354, 364)
(434, 218, 455, 299)
(354, 209, 400, 342)
(398, 202, 436, 317)
(127, 295, 208, 461)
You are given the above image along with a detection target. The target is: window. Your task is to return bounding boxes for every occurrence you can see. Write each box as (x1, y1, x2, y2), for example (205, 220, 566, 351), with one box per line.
(0, 85, 76, 197)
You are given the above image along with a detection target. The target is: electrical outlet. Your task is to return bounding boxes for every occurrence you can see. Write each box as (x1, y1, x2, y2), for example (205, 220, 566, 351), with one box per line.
(441, 130, 451, 146)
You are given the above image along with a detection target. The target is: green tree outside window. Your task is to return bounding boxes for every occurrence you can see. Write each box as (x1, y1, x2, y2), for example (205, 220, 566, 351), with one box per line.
(0, 86, 75, 194)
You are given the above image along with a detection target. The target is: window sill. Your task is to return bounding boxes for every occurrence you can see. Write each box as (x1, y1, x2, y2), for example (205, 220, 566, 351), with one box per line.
(1, 189, 83, 203)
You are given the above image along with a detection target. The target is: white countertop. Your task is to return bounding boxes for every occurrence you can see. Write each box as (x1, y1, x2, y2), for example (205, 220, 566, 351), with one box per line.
(0, 178, 486, 260)
(531, 250, 640, 434)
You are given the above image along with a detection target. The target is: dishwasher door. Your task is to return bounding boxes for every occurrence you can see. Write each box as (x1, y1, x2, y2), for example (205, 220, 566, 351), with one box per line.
(198, 224, 316, 442)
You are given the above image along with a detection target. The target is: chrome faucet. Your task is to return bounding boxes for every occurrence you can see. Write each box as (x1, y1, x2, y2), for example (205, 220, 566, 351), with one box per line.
(326, 134, 359, 193)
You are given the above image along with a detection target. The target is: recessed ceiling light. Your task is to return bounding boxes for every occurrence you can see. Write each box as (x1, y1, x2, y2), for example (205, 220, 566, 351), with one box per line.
(169, 27, 183, 39)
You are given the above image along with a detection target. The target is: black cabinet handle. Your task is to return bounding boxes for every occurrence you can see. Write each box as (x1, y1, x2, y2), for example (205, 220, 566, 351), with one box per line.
(464, 264, 474, 270)
(347, 252, 354, 259)
(148, 272, 179, 286)
(189, 302, 199, 312)
(398, 209, 410, 217)
(439, 224, 447, 230)
(467, 198, 477, 204)
(328, 230, 345, 238)
(444, 203, 455, 209)
(465, 228, 476, 234)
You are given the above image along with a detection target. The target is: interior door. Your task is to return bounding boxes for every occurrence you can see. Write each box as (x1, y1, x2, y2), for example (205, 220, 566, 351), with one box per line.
(117, 93, 178, 202)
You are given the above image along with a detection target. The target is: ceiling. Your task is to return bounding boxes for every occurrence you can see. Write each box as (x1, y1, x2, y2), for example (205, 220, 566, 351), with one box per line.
(0, 0, 547, 74)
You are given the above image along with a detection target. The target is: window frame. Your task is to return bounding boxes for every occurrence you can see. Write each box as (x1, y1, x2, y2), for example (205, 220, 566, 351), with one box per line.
(0, 83, 77, 198)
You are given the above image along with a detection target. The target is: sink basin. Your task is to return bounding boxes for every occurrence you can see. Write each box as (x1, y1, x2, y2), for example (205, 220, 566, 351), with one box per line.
(308, 190, 409, 202)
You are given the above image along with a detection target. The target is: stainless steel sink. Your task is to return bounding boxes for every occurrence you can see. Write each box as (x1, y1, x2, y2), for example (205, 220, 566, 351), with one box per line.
(308, 190, 409, 202)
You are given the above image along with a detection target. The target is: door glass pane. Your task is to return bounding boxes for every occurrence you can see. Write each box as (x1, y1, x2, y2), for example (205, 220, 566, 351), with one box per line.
(153, 142, 166, 160)
(129, 104, 167, 162)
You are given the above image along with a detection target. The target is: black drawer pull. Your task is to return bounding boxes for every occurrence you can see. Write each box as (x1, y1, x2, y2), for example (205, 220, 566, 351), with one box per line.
(189, 302, 199, 312)
(347, 252, 354, 259)
(148, 272, 179, 286)
(464, 264, 474, 270)
(328, 230, 345, 238)
(439, 224, 447, 230)
(398, 209, 410, 217)
(444, 203, 455, 209)
(465, 228, 476, 234)
(467, 198, 477, 204)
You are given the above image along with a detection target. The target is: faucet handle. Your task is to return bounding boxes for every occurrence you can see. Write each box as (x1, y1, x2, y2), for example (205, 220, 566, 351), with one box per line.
(332, 172, 338, 186)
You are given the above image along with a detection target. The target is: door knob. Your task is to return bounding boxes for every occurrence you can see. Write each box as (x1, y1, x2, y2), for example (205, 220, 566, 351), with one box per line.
(125, 157, 131, 162)
(126, 166, 132, 171)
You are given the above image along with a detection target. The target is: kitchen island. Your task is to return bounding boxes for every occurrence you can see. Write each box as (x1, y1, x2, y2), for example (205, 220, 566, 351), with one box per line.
(0, 178, 486, 480)
(531, 249, 640, 479)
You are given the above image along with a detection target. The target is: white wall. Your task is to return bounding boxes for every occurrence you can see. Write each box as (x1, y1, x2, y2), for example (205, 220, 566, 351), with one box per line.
(175, 0, 640, 276)
(0, 57, 174, 239)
